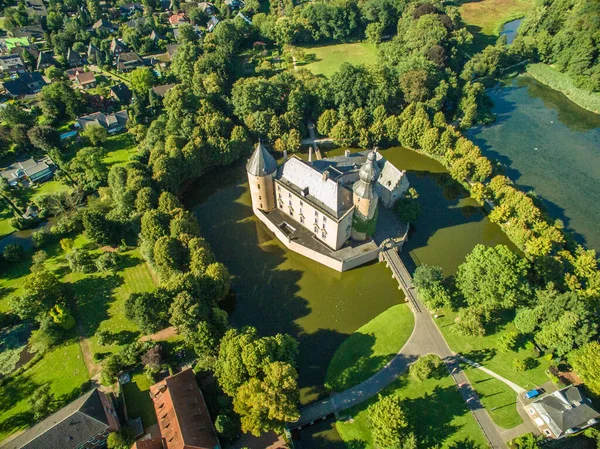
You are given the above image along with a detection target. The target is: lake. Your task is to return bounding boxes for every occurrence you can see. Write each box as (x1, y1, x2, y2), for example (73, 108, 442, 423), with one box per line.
(469, 75, 600, 251)
(500, 18, 522, 44)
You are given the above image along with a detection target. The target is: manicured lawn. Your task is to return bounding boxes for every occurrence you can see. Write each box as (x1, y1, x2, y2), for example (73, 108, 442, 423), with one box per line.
(298, 42, 378, 78)
(0, 205, 15, 239)
(460, 363, 522, 429)
(122, 368, 157, 429)
(336, 372, 487, 448)
(0, 340, 89, 441)
(325, 304, 414, 392)
(458, 0, 534, 51)
(435, 308, 551, 389)
(103, 133, 138, 167)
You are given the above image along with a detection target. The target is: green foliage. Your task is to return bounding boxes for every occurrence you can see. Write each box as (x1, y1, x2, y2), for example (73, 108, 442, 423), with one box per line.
(107, 426, 135, 449)
(96, 252, 119, 272)
(368, 394, 408, 449)
(409, 354, 443, 382)
(215, 414, 239, 442)
(81, 125, 108, 146)
(512, 358, 526, 372)
(511, 433, 539, 449)
(3, 244, 25, 262)
(69, 147, 108, 192)
(28, 385, 53, 421)
(413, 265, 451, 310)
(569, 342, 600, 396)
(394, 187, 421, 225)
(66, 249, 96, 273)
(497, 331, 518, 352)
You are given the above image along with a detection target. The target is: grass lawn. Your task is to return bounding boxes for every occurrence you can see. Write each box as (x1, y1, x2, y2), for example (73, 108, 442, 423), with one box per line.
(103, 133, 138, 167)
(336, 371, 487, 448)
(435, 307, 551, 389)
(460, 362, 522, 429)
(0, 205, 15, 239)
(0, 340, 89, 441)
(298, 42, 378, 78)
(122, 367, 157, 429)
(325, 304, 414, 392)
(458, 0, 534, 51)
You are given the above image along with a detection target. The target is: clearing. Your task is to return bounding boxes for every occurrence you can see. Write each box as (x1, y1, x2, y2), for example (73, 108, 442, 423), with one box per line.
(325, 304, 414, 392)
(103, 133, 138, 167)
(297, 42, 378, 78)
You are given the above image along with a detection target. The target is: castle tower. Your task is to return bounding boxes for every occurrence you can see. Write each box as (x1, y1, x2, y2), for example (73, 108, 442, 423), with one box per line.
(351, 150, 380, 240)
(246, 141, 277, 212)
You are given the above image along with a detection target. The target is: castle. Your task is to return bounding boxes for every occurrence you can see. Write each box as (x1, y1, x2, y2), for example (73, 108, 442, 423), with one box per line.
(247, 142, 409, 271)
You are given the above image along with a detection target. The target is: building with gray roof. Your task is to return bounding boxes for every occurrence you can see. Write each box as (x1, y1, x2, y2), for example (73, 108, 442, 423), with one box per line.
(77, 110, 129, 133)
(526, 385, 600, 439)
(2, 389, 120, 449)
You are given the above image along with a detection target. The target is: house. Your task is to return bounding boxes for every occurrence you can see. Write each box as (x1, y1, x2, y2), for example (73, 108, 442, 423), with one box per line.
(1, 157, 54, 187)
(2, 389, 120, 449)
(77, 110, 129, 133)
(207, 16, 220, 32)
(0, 54, 25, 73)
(36, 50, 57, 70)
(11, 25, 45, 40)
(2, 71, 46, 97)
(22, 205, 40, 220)
(10, 44, 41, 64)
(110, 82, 133, 104)
(525, 386, 600, 439)
(127, 16, 147, 28)
(119, 2, 144, 15)
(198, 2, 217, 15)
(67, 47, 86, 67)
(92, 18, 117, 34)
(168, 12, 188, 26)
(133, 368, 220, 449)
(172, 25, 202, 41)
(25, 0, 47, 17)
(110, 38, 129, 56)
(116, 51, 144, 72)
(88, 42, 102, 62)
(236, 11, 252, 25)
(151, 83, 175, 98)
(149, 30, 163, 42)
(66, 66, 85, 81)
(224, 0, 244, 9)
(166, 43, 178, 60)
(75, 71, 97, 89)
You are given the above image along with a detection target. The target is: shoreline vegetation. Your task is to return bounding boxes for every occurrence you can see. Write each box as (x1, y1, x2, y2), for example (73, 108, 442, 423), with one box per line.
(525, 63, 600, 114)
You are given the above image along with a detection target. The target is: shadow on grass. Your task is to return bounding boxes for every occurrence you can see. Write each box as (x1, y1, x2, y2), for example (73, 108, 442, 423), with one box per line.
(462, 348, 496, 364)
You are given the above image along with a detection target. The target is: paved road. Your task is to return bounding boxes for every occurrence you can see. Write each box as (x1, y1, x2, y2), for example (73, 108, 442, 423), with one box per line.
(294, 247, 512, 448)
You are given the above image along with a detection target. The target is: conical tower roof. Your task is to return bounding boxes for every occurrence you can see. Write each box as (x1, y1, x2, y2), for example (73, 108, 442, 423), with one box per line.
(353, 150, 379, 199)
(246, 141, 278, 176)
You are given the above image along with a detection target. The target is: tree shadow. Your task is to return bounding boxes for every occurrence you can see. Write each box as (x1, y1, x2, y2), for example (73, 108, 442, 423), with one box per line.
(461, 348, 496, 364)
(111, 330, 139, 345)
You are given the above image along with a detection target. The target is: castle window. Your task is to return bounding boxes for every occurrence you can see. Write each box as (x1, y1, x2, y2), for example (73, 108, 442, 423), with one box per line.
(260, 204, 263, 208)
(321, 230, 327, 238)
(300, 201, 303, 207)
(314, 225, 319, 233)
(323, 216, 327, 223)
(258, 184, 261, 190)
(289, 192, 291, 198)
(300, 216, 304, 224)
(315, 211, 318, 217)
(259, 196, 262, 200)
(289, 208, 294, 216)
(288, 200, 292, 206)
(314, 217, 318, 224)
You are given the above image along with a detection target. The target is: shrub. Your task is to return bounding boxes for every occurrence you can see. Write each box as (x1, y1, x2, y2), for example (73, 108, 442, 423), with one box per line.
(409, 354, 443, 382)
(66, 249, 96, 273)
(498, 331, 518, 352)
(32, 230, 50, 248)
(512, 358, 526, 372)
(96, 251, 119, 272)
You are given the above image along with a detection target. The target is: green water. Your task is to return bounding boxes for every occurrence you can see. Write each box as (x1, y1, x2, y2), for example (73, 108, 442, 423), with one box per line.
(469, 75, 600, 251)
(185, 147, 512, 406)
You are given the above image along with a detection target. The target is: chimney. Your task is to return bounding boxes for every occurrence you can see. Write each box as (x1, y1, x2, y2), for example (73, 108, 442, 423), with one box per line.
(283, 150, 287, 160)
(322, 170, 329, 181)
(344, 149, 350, 157)
(308, 147, 313, 162)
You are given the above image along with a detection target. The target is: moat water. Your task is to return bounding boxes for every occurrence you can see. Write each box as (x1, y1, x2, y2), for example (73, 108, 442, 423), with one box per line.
(185, 147, 512, 404)
(469, 75, 600, 252)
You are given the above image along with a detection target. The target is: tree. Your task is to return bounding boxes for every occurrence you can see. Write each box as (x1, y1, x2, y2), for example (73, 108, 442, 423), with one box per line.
(81, 125, 108, 146)
(141, 344, 163, 373)
(330, 120, 355, 147)
(82, 210, 114, 245)
(107, 426, 135, 449)
(569, 342, 600, 396)
(38, 82, 83, 125)
(96, 252, 119, 272)
(27, 126, 60, 152)
(60, 238, 74, 252)
(10, 270, 65, 320)
(215, 414, 239, 442)
(129, 67, 157, 96)
(125, 290, 171, 334)
(3, 244, 24, 262)
(29, 315, 64, 353)
(368, 394, 408, 449)
(169, 291, 210, 336)
(409, 354, 443, 382)
(28, 385, 53, 420)
(233, 361, 300, 436)
(317, 109, 337, 136)
(400, 69, 433, 103)
(456, 244, 531, 318)
(498, 331, 518, 352)
(69, 147, 108, 192)
(66, 248, 96, 273)
(413, 264, 451, 310)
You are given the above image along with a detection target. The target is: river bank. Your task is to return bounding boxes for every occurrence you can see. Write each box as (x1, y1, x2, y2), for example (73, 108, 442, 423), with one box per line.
(525, 63, 600, 114)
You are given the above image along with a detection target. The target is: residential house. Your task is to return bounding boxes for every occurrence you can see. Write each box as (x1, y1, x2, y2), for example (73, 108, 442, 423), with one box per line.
(92, 18, 117, 34)
(0, 54, 25, 73)
(116, 51, 144, 72)
(110, 82, 133, 104)
(198, 2, 217, 15)
(77, 110, 129, 133)
(134, 368, 220, 449)
(168, 12, 188, 26)
(119, 2, 144, 15)
(236, 11, 252, 24)
(67, 47, 86, 67)
(22, 205, 40, 220)
(2, 71, 46, 98)
(207, 16, 220, 32)
(75, 71, 97, 89)
(149, 30, 163, 43)
(526, 386, 600, 439)
(25, 0, 47, 18)
(127, 16, 147, 28)
(1, 157, 54, 187)
(10, 44, 41, 65)
(151, 83, 175, 98)
(2, 389, 121, 449)
(166, 43, 178, 60)
(224, 0, 244, 9)
(11, 25, 45, 40)
(110, 38, 129, 56)
(36, 50, 57, 70)
(88, 42, 102, 62)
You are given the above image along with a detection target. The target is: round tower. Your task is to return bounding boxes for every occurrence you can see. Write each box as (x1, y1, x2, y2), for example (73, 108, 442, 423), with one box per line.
(246, 141, 277, 212)
(352, 150, 380, 240)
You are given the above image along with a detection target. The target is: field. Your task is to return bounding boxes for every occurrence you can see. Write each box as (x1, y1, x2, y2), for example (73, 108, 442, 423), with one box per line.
(435, 307, 551, 389)
(298, 42, 378, 78)
(102, 133, 138, 167)
(458, 0, 534, 50)
(325, 304, 414, 392)
(336, 371, 487, 448)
